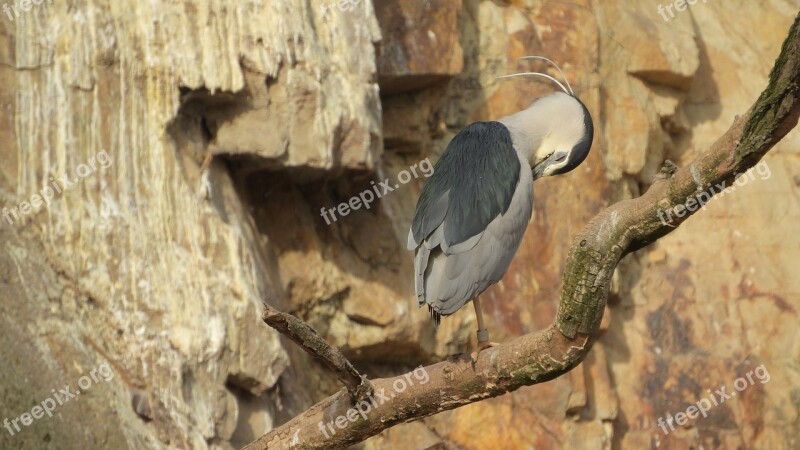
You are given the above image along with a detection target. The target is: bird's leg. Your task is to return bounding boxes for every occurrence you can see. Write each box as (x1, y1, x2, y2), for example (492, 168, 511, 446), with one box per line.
(473, 296, 489, 345)
(472, 297, 499, 351)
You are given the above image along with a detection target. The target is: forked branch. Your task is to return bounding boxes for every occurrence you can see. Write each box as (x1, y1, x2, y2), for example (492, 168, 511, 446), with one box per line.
(247, 13, 800, 450)
(262, 304, 373, 403)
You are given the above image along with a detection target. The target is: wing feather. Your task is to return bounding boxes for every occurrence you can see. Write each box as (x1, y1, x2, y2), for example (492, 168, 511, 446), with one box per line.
(410, 121, 520, 249)
(408, 121, 527, 314)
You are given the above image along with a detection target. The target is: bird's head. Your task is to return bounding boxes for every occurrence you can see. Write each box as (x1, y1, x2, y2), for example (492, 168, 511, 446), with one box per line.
(497, 57, 594, 180)
(528, 92, 593, 180)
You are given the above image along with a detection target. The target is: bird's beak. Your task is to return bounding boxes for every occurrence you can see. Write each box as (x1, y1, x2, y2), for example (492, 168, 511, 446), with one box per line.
(532, 152, 567, 180)
(532, 161, 546, 180)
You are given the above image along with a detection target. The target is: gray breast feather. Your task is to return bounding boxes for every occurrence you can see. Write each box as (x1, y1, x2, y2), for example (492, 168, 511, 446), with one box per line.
(408, 121, 532, 315)
(418, 164, 533, 314)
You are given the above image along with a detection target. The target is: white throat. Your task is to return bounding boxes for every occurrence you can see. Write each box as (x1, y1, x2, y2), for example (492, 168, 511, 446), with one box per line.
(498, 92, 586, 165)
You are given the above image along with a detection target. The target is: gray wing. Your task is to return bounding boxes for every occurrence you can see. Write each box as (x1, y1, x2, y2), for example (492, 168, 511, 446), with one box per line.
(407, 121, 528, 316)
(408, 121, 521, 250)
(421, 180, 532, 316)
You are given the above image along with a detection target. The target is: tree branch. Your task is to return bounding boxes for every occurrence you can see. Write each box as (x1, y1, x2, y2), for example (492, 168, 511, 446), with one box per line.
(246, 12, 800, 450)
(262, 304, 373, 403)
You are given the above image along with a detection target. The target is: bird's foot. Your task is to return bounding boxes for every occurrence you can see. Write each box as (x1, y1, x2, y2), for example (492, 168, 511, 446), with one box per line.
(478, 340, 500, 351)
(470, 340, 500, 363)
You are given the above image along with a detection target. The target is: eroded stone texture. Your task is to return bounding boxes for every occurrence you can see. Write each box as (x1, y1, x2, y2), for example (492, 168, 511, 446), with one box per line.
(0, 0, 798, 449)
(1, 0, 379, 448)
(375, 0, 464, 95)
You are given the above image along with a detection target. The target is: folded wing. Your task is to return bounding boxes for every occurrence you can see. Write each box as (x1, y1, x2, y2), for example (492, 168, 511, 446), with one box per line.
(407, 121, 531, 318)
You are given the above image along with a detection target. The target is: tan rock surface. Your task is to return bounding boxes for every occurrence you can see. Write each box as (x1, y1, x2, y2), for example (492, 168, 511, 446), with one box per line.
(0, 0, 797, 449)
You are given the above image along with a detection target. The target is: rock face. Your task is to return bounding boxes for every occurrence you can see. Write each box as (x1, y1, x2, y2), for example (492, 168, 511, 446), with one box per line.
(0, 1, 797, 449)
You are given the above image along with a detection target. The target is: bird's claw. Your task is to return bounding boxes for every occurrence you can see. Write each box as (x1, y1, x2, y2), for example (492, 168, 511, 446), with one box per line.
(470, 341, 500, 364)
(478, 341, 500, 351)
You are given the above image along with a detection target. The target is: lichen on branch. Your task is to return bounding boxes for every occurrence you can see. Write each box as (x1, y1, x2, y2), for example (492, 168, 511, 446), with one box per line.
(248, 12, 800, 450)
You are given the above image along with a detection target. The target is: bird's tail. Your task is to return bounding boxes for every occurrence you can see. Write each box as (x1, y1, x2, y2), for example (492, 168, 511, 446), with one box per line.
(428, 305, 442, 327)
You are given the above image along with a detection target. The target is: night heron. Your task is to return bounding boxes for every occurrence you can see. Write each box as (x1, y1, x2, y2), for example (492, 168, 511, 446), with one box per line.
(407, 57, 594, 351)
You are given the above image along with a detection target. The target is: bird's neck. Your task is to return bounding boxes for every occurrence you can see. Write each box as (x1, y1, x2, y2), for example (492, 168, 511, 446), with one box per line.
(497, 106, 551, 165)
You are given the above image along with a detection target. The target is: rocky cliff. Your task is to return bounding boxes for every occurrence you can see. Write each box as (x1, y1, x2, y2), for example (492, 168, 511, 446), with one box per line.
(0, 0, 798, 449)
